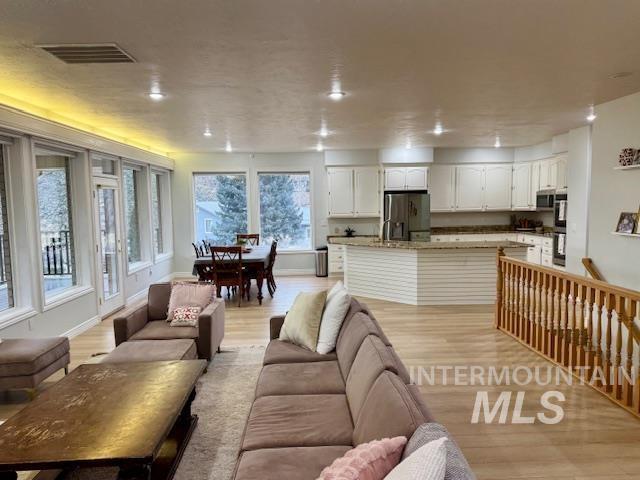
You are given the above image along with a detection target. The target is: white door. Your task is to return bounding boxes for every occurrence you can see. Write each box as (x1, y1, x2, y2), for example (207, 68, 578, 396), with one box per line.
(429, 165, 455, 211)
(328, 168, 354, 216)
(511, 163, 531, 210)
(93, 178, 125, 316)
(455, 165, 485, 211)
(354, 167, 380, 217)
(405, 167, 428, 190)
(384, 168, 406, 190)
(484, 165, 512, 210)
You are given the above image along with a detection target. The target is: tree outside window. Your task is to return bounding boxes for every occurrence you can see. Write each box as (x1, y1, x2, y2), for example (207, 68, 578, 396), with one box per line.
(123, 166, 141, 264)
(258, 173, 311, 250)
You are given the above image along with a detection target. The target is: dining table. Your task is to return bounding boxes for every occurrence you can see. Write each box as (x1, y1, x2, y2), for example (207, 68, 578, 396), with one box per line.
(192, 244, 271, 305)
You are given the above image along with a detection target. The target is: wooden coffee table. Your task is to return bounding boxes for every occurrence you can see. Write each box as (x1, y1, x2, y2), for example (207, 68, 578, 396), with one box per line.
(0, 360, 206, 480)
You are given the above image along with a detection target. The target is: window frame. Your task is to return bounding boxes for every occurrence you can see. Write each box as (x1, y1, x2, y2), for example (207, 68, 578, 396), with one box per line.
(122, 161, 152, 274)
(254, 169, 314, 253)
(150, 168, 173, 263)
(0, 143, 17, 318)
(191, 171, 250, 248)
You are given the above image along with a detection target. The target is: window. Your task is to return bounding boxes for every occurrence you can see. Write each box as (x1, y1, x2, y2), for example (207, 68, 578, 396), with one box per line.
(0, 147, 13, 312)
(123, 165, 142, 266)
(36, 152, 76, 299)
(151, 171, 164, 255)
(193, 173, 247, 245)
(258, 172, 312, 250)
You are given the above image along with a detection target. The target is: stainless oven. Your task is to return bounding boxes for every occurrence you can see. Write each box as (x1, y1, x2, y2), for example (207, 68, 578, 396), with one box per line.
(536, 189, 555, 210)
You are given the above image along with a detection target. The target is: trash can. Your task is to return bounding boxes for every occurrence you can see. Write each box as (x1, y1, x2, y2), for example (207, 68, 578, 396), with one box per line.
(315, 246, 328, 277)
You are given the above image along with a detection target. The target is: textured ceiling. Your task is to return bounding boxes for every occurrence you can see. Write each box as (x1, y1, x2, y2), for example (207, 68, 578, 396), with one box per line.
(0, 0, 640, 154)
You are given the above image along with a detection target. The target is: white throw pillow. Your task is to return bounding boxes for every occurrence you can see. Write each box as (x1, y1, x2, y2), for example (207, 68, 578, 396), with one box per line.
(316, 282, 351, 354)
(384, 437, 447, 480)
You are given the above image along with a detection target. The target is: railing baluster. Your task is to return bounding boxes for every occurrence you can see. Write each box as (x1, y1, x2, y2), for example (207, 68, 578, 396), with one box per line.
(605, 293, 614, 393)
(623, 299, 637, 406)
(614, 295, 624, 400)
(593, 290, 605, 388)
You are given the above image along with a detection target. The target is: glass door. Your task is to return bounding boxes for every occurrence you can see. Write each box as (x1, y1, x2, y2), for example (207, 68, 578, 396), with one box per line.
(93, 178, 124, 316)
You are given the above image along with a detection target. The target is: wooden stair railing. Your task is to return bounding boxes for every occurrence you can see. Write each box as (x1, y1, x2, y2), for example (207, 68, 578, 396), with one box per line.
(582, 257, 605, 282)
(496, 247, 640, 417)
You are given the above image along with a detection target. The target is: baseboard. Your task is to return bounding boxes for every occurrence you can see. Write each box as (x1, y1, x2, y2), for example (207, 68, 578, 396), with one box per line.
(62, 315, 100, 339)
(273, 268, 316, 276)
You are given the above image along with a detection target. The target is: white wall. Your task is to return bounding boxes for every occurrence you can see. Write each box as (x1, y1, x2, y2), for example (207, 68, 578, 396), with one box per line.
(434, 147, 515, 164)
(565, 126, 592, 274)
(170, 151, 327, 275)
(587, 92, 640, 290)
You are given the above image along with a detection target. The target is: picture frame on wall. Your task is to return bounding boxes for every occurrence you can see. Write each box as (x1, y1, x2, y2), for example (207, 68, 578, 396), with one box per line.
(616, 212, 637, 234)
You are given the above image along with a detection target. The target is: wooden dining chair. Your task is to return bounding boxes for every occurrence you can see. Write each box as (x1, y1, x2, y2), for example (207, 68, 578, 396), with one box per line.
(266, 240, 278, 297)
(192, 242, 205, 258)
(211, 246, 245, 307)
(236, 233, 260, 246)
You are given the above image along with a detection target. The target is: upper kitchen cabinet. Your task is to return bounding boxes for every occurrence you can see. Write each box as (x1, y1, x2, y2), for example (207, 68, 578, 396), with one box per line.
(484, 165, 512, 210)
(455, 165, 485, 211)
(511, 163, 534, 210)
(327, 166, 380, 217)
(383, 166, 428, 191)
(429, 165, 456, 212)
(537, 154, 567, 190)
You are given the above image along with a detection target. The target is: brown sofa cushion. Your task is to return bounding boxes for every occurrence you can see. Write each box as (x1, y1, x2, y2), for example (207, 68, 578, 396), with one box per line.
(0, 338, 69, 377)
(101, 340, 197, 364)
(233, 446, 351, 480)
(407, 384, 435, 423)
(129, 320, 198, 341)
(345, 335, 400, 420)
(147, 282, 172, 320)
(263, 340, 336, 365)
(242, 394, 353, 451)
(336, 312, 389, 379)
(352, 371, 427, 446)
(255, 361, 344, 398)
(388, 347, 411, 383)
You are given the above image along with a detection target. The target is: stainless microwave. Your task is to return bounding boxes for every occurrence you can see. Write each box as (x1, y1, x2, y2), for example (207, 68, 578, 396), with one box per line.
(536, 190, 555, 210)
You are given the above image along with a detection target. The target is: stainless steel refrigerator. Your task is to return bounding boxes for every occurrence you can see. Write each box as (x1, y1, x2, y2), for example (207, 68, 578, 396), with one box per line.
(383, 191, 431, 241)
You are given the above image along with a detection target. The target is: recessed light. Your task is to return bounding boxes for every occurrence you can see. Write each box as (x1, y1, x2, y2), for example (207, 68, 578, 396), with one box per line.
(586, 106, 597, 122)
(316, 143, 324, 152)
(319, 126, 329, 137)
(494, 137, 501, 148)
(433, 123, 444, 136)
(225, 142, 233, 152)
(328, 91, 346, 101)
(203, 128, 212, 137)
(148, 92, 165, 101)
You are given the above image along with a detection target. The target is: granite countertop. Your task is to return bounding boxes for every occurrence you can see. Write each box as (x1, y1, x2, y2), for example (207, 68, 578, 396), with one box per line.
(431, 225, 553, 238)
(328, 237, 528, 250)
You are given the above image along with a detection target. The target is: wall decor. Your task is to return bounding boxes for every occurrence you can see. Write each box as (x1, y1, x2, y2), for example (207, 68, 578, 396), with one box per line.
(619, 148, 638, 166)
(635, 150, 640, 166)
(616, 212, 637, 234)
(636, 208, 640, 234)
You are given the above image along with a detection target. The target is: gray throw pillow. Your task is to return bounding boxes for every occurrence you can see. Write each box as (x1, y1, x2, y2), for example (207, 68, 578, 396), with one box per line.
(403, 422, 476, 480)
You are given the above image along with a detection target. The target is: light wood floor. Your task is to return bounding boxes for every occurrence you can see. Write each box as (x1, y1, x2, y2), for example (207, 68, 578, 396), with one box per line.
(3, 276, 640, 479)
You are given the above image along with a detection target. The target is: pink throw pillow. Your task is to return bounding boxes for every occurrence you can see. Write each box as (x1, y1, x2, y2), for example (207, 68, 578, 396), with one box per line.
(318, 437, 407, 480)
(167, 282, 214, 320)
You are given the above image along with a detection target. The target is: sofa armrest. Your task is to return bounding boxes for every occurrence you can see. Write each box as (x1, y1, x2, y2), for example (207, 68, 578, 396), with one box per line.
(113, 303, 149, 346)
(198, 300, 225, 360)
(269, 315, 286, 340)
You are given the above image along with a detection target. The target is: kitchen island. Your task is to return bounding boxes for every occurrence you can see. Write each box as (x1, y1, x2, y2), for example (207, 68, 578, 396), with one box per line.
(330, 238, 527, 305)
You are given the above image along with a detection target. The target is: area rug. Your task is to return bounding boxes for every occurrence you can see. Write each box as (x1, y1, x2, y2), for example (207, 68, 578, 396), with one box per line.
(58, 345, 265, 480)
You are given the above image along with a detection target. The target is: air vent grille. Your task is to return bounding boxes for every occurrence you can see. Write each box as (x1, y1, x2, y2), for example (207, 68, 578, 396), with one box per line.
(37, 43, 136, 64)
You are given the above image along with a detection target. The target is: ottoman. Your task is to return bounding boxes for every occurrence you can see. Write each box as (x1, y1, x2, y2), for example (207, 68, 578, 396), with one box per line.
(101, 339, 198, 364)
(0, 337, 70, 394)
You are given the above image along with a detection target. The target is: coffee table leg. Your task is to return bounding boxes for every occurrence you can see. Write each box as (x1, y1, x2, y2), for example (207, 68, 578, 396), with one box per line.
(256, 269, 264, 305)
(118, 464, 151, 480)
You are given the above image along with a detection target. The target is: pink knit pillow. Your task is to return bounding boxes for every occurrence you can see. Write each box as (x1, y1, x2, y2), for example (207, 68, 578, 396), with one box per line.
(318, 437, 407, 480)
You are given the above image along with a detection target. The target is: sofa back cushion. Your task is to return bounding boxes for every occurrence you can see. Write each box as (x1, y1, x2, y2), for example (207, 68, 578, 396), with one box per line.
(352, 371, 427, 446)
(336, 312, 388, 378)
(148, 282, 172, 320)
(346, 335, 399, 420)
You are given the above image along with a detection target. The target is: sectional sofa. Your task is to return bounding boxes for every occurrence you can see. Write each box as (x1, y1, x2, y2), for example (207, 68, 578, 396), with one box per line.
(232, 297, 458, 479)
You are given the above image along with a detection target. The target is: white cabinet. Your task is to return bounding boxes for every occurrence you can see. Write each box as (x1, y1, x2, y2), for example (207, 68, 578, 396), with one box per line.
(405, 167, 429, 189)
(428, 165, 456, 212)
(538, 158, 552, 190)
(455, 165, 485, 211)
(484, 165, 512, 210)
(328, 167, 379, 218)
(383, 166, 428, 191)
(327, 168, 354, 217)
(511, 163, 532, 210)
(328, 244, 345, 274)
(537, 155, 567, 190)
(354, 167, 381, 217)
(527, 245, 542, 264)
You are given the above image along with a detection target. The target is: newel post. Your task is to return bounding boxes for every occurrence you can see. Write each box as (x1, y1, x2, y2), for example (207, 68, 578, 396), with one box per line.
(495, 247, 505, 329)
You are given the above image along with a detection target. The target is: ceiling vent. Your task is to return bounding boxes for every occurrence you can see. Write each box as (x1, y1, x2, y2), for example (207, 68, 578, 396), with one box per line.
(37, 43, 136, 64)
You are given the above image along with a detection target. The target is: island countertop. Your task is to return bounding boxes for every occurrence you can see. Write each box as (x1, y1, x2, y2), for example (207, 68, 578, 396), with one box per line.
(328, 237, 527, 249)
